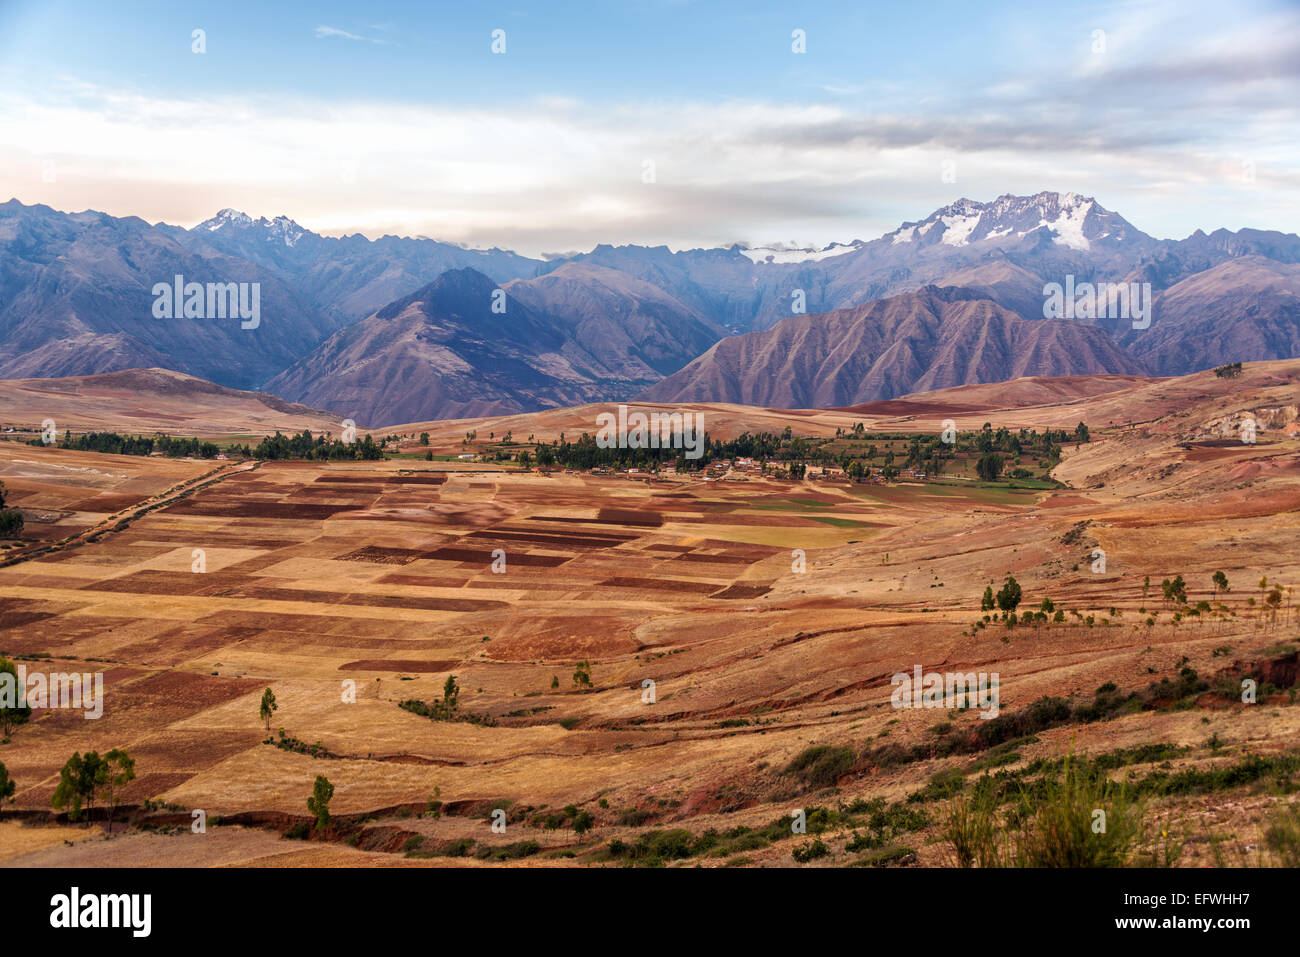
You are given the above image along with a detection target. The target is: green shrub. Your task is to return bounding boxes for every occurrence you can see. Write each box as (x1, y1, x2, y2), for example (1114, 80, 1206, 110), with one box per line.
(784, 745, 855, 789)
(792, 839, 829, 863)
(283, 821, 311, 840)
(478, 840, 541, 861)
(630, 828, 695, 863)
(849, 844, 916, 867)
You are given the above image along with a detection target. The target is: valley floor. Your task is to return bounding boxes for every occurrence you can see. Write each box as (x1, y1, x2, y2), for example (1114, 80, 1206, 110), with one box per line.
(1, 362, 1298, 867)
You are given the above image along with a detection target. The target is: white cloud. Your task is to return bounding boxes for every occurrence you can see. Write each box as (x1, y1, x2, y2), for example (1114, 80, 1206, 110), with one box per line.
(0, 72, 1294, 257)
(314, 25, 364, 41)
(314, 25, 389, 44)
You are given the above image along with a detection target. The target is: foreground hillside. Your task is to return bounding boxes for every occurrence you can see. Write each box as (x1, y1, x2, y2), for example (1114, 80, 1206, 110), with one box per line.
(0, 361, 1297, 867)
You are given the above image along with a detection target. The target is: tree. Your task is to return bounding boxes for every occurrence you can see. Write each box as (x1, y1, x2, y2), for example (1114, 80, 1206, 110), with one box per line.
(102, 748, 135, 836)
(259, 688, 278, 732)
(0, 655, 31, 737)
(1162, 575, 1187, 605)
(1074, 422, 1091, 443)
(572, 660, 593, 689)
(1040, 597, 1055, 614)
(52, 751, 107, 824)
(307, 774, 334, 832)
(419, 432, 429, 446)
(980, 586, 995, 612)
(1212, 571, 1228, 596)
(1266, 586, 1284, 625)
(976, 452, 1004, 482)
(442, 674, 460, 710)
(995, 576, 1022, 612)
(0, 761, 14, 805)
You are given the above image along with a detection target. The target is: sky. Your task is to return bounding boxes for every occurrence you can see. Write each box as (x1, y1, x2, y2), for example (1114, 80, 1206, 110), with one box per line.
(0, 0, 1296, 256)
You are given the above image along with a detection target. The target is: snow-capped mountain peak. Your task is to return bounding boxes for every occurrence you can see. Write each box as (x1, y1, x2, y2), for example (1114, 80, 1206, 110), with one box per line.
(265, 214, 306, 248)
(200, 208, 254, 231)
(882, 191, 1138, 251)
(196, 209, 307, 247)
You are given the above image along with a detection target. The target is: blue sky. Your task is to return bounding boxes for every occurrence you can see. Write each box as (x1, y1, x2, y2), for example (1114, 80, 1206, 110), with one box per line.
(0, 1, 1065, 104)
(0, 0, 1296, 254)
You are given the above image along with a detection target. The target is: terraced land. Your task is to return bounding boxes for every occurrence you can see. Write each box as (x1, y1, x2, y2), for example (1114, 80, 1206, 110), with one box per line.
(2, 361, 1299, 867)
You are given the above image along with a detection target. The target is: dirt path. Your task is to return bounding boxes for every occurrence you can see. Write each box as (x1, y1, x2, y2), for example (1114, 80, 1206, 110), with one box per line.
(0, 459, 260, 568)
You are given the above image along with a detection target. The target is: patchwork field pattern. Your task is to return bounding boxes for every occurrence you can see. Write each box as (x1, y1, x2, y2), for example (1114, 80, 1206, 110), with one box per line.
(2, 361, 1299, 867)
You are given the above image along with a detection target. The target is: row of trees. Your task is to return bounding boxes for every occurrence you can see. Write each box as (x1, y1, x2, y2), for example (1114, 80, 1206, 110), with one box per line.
(539, 430, 803, 472)
(28, 431, 222, 458)
(974, 569, 1291, 636)
(231, 430, 384, 461)
(830, 423, 1086, 484)
(48, 749, 136, 833)
(531, 421, 1089, 481)
(24, 428, 386, 462)
(1146, 571, 1288, 620)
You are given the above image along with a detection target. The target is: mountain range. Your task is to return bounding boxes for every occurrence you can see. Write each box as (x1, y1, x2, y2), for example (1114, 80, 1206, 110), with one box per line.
(1, 191, 1297, 425)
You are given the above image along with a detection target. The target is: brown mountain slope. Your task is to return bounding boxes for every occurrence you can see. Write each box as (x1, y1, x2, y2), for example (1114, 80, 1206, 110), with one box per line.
(1126, 257, 1300, 375)
(503, 262, 725, 379)
(638, 285, 1146, 408)
(836, 372, 1152, 415)
(932, 259, 1050, 318)
(266, 268, 653, 427)
(0, 367, 339, 434)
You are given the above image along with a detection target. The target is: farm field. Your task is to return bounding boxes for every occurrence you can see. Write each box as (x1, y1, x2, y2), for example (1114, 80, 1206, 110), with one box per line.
(0, 361, 1298, 867)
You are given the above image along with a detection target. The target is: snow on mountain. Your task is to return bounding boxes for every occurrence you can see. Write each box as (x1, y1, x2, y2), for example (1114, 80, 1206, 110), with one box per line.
(739, 240, 865, 265)
(939, 210, 982, 246)
(202, 208, 253, 231)
(196, 209, 306, 247)
(1037, 195, 1093, 250)
(876, 191, 1134, 251)
(266, 215, 306, 248)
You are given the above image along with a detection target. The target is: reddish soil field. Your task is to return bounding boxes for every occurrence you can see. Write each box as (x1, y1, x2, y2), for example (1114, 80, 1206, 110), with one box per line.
(2, 361, 1299, 869)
